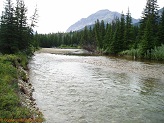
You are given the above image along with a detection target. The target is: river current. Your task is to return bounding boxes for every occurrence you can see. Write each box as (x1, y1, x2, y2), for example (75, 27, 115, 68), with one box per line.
(29, 53, 164, 123)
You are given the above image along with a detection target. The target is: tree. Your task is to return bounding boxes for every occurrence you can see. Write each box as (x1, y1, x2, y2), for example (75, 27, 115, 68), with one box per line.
(124, 8, 132, 49)
(109, 18, 122, 54)
(81, 26, 89, 46)
(95, 19, 101, 48)
(0, 0, 38, 54)
(0, 0, 17, 53)
(15, 0, 29, 51)
(140, 17, 154, 56)
(119, 12, 125, 50)
(158, 8, 164, 45)
(100, 20, 105, 49)
(103, 23, 111, 51)
(140, 0, 159, 56)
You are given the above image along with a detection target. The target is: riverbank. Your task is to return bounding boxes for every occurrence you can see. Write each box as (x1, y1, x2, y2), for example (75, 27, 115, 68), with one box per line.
(36, 48, 92, 55)
(0, 54, 44, 122)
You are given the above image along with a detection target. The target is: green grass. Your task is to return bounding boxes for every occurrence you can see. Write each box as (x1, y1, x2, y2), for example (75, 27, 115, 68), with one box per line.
(0, 54, 43, 122)
(120, 48, 141, 59)
(146, 44, 164, 60)
(120, 44, 164, 61)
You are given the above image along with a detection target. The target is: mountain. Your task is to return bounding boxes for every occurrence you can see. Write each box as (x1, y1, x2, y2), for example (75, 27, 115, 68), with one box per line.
(158, 7, 164, 16)
(66, 9, 139, 32)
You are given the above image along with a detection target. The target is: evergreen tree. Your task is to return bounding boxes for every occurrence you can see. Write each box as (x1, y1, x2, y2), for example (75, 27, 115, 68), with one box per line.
(110, 18, 122, 54)
(158, 8, 164, 45)
(140, 0, 159, 56)
(100, 20, 105, 49)
(140, 0, 159, 29)
(119, 12, 125, 50)
(103, 23, 111, 51)
(132, 25, 139, 49)
(95, 19, 101, 48)
(0, 0, 17, 53)
(140, 17, 154, 56)
(15, 0, 29, 51)
(0, 0, 38, 54)
(81, 26, 89, 46)
(124, 8, 132, 49)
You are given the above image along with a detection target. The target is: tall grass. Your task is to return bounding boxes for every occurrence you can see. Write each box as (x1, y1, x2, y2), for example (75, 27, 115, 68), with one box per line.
(120, 44, 164, 61)
(148, 44, 164, 60)
(120, 48, 141, 59)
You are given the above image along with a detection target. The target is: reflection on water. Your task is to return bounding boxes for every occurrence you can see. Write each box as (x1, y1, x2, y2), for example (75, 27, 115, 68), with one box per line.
(29, 53, 164, 123)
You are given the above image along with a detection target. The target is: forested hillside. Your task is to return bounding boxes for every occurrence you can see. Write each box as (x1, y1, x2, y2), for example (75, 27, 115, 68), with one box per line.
(37, 0, 164, 60)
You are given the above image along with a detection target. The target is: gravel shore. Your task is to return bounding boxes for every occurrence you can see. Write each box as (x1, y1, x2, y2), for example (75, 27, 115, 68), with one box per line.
(36, 48, 91, 55)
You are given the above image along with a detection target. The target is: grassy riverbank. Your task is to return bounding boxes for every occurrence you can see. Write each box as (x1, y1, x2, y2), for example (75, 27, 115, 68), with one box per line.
(120, 44, 164, 61)
(0, 54, 44, 122)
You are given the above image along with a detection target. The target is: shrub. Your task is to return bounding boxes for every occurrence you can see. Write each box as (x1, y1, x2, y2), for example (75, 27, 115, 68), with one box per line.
(120, 44, 164, 61)
(120, 48, 141, 59)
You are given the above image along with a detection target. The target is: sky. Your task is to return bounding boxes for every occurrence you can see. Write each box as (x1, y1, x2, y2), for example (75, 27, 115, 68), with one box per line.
(0, 0, 164, 33)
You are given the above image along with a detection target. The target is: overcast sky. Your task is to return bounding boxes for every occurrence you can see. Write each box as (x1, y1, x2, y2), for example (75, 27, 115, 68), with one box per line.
(0, 0, 164, 33)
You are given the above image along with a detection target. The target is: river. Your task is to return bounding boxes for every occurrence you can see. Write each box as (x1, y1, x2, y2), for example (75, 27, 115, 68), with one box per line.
(29, 52, 164, 123)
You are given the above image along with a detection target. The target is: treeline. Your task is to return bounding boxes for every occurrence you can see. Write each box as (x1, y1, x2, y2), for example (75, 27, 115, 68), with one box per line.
(37, 0, 164, 60)
(0, 0, 38, 55)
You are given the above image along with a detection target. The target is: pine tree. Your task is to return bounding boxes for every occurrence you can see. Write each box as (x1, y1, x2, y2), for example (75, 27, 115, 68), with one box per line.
(119, 12, 125, 50)
(158, 8, 164, 45)
(82, 26, 89, 46)
(124, 8, 132, 50)
(103, 23, 111, 51)
(0, 0, 38, 54)
(140, 0, 159, 28)
(140, 17, 154, 56)
(95, 19, 101, 49)
(15, 0, 29, 51)
(110, 18, 122, 54)
(140, 0, 159, 56)
(100, 20, 105, 49)
(0, 0, 17, 53)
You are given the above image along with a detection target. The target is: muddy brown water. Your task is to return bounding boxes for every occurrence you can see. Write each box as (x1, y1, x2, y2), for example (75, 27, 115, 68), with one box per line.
(29, 53, 164, 123)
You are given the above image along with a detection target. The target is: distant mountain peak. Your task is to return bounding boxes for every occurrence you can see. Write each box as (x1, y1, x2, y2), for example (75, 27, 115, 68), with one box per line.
(66, 9, 139, 32)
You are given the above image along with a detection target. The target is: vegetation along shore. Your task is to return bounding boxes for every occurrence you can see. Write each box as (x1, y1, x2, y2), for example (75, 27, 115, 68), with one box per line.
(0, 0, 44, 122)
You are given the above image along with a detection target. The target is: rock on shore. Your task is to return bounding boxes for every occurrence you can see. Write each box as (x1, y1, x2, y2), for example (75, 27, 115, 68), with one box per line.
(18, 66, 44, 122)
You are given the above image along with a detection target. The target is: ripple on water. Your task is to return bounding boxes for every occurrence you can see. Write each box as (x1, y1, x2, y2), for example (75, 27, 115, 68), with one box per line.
(29, 53, 164, 123)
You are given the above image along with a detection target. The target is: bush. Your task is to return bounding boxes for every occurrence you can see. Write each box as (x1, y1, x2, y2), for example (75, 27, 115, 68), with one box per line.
(120, 48, 141, 59)
(146, 44, 164, 60)
(120, 44, 164, 61)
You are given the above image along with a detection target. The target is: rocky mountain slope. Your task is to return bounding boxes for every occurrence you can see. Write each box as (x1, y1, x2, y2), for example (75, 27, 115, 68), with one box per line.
(66, 9, 139, 32)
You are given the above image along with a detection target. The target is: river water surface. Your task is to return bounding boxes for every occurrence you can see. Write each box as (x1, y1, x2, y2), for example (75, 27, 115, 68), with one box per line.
(29, 53, 164, 123)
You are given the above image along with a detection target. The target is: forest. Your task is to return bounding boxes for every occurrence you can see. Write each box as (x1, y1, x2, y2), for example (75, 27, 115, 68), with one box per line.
(36, 0, 164, 60)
